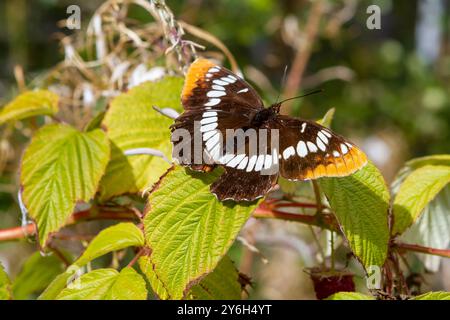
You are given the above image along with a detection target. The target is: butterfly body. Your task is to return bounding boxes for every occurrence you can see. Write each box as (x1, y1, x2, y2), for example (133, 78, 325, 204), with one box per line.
(171, 58, 368, 201)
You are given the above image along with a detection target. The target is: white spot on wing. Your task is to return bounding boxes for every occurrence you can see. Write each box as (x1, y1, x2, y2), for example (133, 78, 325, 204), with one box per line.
(207, 90, 226, 98)
(209, 143, 222, 160)
(203, 111, 217, 117)
(204, 98, 220, 106)
(322, 130, 332, 138)
(340, 143, 349, 154)
(316, 137, 326, 151)
(208, 67, 220, 73)
(237, 156, 248, 170)
(318, 131, 329, 144)
(237, 88, 249, 93)
(282, 146, 296, 160)
(227, 154, 246, 168)
(200, 122, 218, 132)
(203, 129, 217, 141)
(213, 79, 228, 86)
(205, 133, 220, 150)
(296, 141, 308, 157)
(333, 150, 341, 157)
(307, 141, 318, 153)
(301, 122, 307, 133)
(255, 154, 265, 171)
(246, 155, 258, 172)
(219, 153, 234, 164)
(264, 155, 272, 169)
(212, 85, 225, 91)
(200, 116, 217, 125)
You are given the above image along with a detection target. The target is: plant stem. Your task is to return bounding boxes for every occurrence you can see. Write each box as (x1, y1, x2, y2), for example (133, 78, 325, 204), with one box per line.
(393, 241, 450, 259)
(281, 0, 324, 114)
(0, 207, 137, 242)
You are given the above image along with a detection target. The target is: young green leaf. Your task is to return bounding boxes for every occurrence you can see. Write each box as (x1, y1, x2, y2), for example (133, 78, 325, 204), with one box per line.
(0, 262, 11, 300)
(141, 166, 258, 299)
(56, 267, 147, 300)
(411, 291, 450, 300)
(20, 124, 110, 246)
(392, 155, 450, 193)
(187, 256, 243, 300)
(392, 165, 450, 235)
(325, 292, 375, 300)
(0, 90, 59, 124)
(74, 223, 144, 267)
(319, 162, 390, 268)
(317, 107, 335, 128)
(401, 185, 450, 271)
(99, 77, 183, 201)
(12, 252, 67, 299)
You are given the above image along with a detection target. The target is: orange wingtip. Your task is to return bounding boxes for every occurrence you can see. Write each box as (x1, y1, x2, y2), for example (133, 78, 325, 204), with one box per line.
(181, 58, 216, 102)
(304, 145, 368, 180)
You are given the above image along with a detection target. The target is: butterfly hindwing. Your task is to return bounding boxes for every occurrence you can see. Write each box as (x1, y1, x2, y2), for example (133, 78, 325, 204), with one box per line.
(272, 115, 367, 180)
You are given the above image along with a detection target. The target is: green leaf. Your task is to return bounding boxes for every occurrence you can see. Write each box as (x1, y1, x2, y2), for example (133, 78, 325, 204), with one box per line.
(317, 107, 335, 128)
(20, 124, 110, 246)
(74, 223, 144, 267)
(411, 291, 450, 300)
(392, 165, 450, 235)
(104, 267, 147, 300)
(401, 185, 450, 271)
(56, 267, 147, 300)
(12, 252, 66, 299)
(319, 162, 390, 268)
(326, 292, 375, 300)
(141, 166, 258, 299)
(187, 256, 242, 300)
(392, 155, 450, 193)
(99, 77, 183, 201)
(38, 272, 73, 300)
(0, 90, 59, 124)
(0, 262, 11, 300)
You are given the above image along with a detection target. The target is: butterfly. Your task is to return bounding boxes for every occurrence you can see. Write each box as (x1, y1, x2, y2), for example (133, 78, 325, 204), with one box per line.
(170, 58, 368, 201)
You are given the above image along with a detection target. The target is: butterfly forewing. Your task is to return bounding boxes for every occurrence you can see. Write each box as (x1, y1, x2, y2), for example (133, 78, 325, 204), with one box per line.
(171, 58, 368, 201)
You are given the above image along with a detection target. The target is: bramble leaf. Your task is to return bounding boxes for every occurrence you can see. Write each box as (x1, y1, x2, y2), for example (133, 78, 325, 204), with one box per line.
(56, 267, 147, 300)
(411, 291, 450, 300)
(326, 292, 375, 300)
(319, 162, 390, 268)
(20, 124, 110, 246)
(140, 166, 258, 299)
(74, 223, 144, 267)
(0, 90, 59, 124)
(0, 262, 11, 300)
(187, 256, 243, 300)
(392, 165, 450, 235)
(12, 252, 67, 299)
(99, 77, 183, 201)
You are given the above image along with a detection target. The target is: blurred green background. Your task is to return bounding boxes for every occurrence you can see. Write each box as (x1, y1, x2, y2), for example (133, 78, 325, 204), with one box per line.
(0, 0, 449, 299)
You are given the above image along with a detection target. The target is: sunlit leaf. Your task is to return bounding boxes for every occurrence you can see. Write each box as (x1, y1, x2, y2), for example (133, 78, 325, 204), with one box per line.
(411, 291, 450, 300)
(99, 77, 183, 201)
(0, 90, 59, 124)
(0, 262, 11, 300)
(74, 223, 144, 267)
(20, 124, 110, 245)
(326, 292, 375, 300)
(320, 162, 390, 268)
(56, 267, 147, 300)
(392, 165, 450, 235)
(140, 166, 258, 299)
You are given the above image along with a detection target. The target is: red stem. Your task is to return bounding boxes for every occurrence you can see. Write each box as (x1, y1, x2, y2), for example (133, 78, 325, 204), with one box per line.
(0, 207, 137, 242)
(393, 242, 450, 259)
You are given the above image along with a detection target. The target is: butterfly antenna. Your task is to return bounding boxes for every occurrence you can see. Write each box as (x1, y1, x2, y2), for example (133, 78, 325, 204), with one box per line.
(278, 89, 323, 105)
(275, 65, 289, 104)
